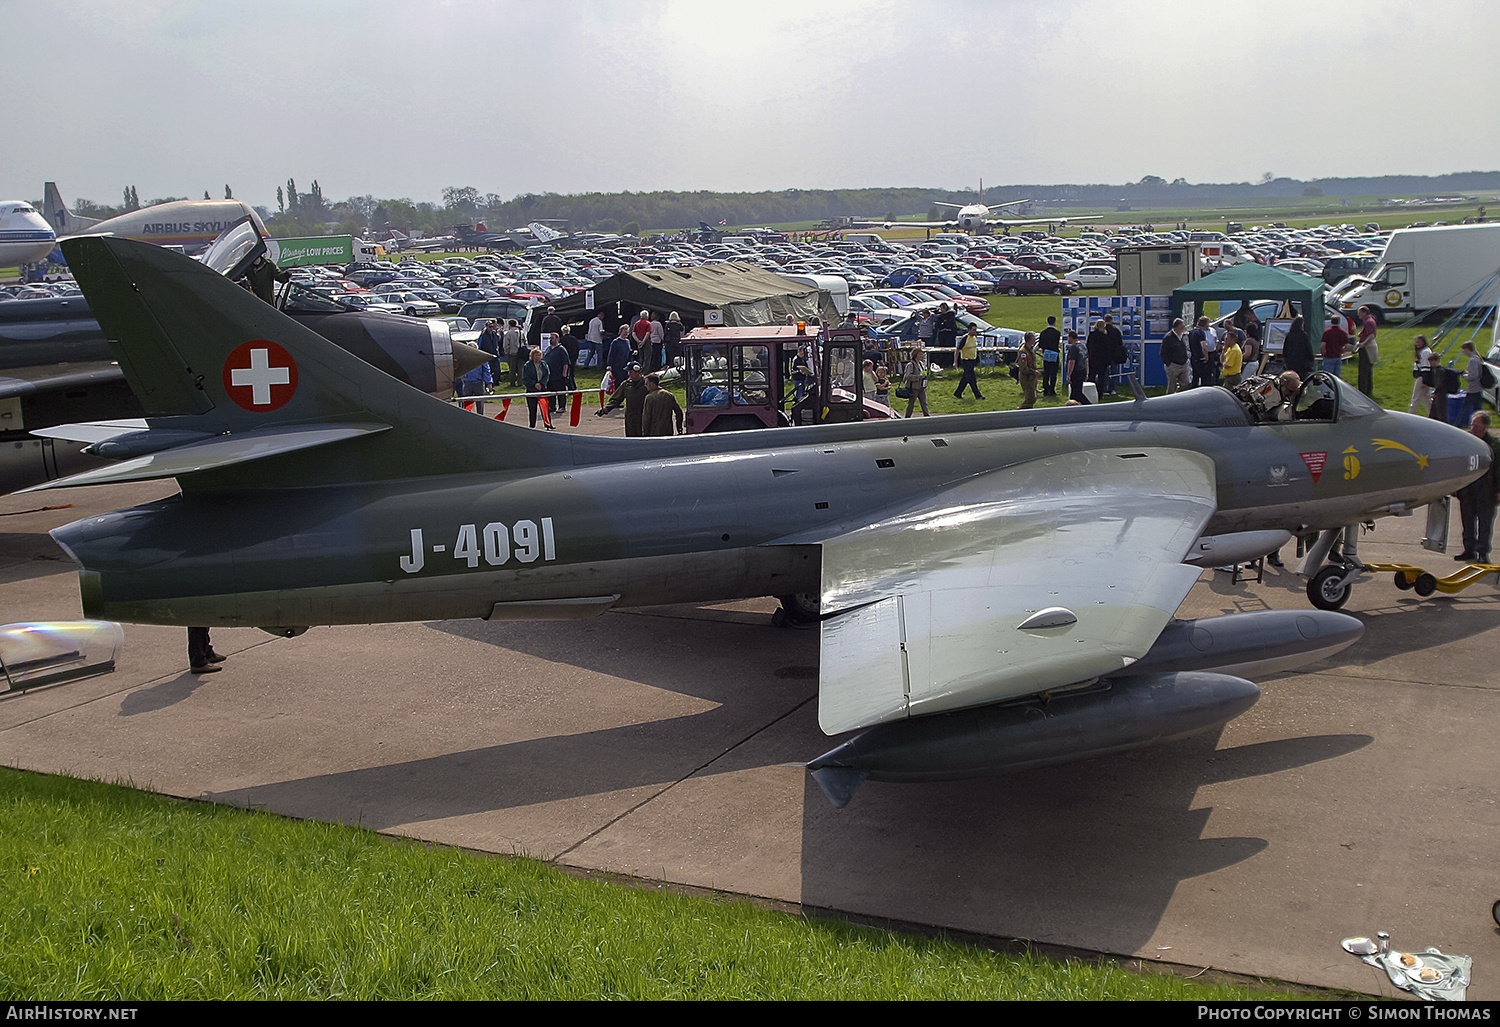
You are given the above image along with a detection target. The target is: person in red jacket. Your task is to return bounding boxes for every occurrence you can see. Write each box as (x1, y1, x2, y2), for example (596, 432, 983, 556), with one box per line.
(1320, 316, 1350, 378)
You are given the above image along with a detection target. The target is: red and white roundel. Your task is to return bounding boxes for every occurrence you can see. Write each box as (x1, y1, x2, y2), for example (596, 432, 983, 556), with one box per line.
(222, 340, 298, 411)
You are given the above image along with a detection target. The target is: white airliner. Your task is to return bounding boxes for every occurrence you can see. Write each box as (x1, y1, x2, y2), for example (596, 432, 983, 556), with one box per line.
(0, 201, 58, 266)
(930, 182, 1100, 233)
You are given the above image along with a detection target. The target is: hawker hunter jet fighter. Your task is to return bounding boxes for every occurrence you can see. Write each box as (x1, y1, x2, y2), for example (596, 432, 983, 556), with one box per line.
(36, 237, 1491, 805)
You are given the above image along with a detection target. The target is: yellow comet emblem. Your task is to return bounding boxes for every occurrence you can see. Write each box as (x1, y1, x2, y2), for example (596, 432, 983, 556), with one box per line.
(1372, 438, 1430, 469)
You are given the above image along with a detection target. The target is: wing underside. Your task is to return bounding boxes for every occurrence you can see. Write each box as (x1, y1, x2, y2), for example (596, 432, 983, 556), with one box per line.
(814, 447, 1218, 735)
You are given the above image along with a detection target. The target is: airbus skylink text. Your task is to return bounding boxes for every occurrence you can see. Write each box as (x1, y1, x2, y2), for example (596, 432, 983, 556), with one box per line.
(1198, 1010, 1489, 1020)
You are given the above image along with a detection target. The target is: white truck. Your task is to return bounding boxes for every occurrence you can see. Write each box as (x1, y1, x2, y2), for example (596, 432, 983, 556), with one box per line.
(1327, 223, 1500, 323)
(781, 273, 849, 317)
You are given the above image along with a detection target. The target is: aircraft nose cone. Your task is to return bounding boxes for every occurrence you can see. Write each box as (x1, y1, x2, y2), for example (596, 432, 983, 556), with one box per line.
(451, 341, 491, 378)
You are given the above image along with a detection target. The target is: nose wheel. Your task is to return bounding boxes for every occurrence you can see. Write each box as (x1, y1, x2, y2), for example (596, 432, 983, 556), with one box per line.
(1308, 565, 1355, 610)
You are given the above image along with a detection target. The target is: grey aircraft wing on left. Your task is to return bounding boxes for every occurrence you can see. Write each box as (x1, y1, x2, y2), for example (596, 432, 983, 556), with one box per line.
(34, 235, 1493, 806)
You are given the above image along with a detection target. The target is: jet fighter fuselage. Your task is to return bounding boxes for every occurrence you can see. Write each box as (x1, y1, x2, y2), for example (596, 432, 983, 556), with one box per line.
(50, 379, 1483, 627)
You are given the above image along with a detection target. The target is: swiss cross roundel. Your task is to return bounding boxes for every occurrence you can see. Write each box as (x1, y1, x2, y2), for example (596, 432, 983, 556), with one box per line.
(222, 340, 298, 411)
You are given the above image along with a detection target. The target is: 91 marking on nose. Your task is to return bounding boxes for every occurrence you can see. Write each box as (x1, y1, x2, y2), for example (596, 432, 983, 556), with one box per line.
(400, 519, 556, 573)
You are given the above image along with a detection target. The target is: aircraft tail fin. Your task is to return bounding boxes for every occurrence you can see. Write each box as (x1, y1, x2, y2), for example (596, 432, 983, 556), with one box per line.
(44, 182, 100, 235)
(58, 234, 575, 490)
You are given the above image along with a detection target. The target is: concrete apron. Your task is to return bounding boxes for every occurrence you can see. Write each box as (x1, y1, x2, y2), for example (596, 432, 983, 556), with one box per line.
(1, 480, 1496, 998)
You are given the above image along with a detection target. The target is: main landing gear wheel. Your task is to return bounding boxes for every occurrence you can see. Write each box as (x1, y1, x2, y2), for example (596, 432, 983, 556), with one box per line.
(1413, 573, 1438, 597)
(773, 592, 822, 628)
(1308, 566, 1353, 610)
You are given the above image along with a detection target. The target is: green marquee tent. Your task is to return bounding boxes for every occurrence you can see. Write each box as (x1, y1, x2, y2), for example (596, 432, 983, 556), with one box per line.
(542, 261, 840, 335)
(1172, 262, 1328, 340)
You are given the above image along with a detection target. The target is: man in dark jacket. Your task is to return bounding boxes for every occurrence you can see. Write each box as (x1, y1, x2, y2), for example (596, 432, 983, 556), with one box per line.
(1038, 316, 1062, 396)
(606, 325, 633, 387)
(544, 340, 573, 421)
(1103, 314, 1126, 395)
(1065, 330, 1090, 404)
(1086, 319, 1111, 401)
(476, 320, 504, 384)
(933, 304, 959, 353)
(1454, 411, 1498, 563)
(1161, 318, 1190, 393)
(540, 306, 563, 351)
(1282, 316, 1314, 378)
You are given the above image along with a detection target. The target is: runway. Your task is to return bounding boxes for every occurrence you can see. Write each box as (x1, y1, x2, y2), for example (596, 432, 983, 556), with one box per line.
(2, 474, 1497, 998)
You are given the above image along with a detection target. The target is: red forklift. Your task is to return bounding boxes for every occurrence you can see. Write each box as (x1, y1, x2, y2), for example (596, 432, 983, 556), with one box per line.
(679, 324, 894, 433)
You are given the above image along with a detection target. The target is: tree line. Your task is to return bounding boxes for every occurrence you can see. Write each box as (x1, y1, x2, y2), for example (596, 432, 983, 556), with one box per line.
(46, 171, 1500, 239)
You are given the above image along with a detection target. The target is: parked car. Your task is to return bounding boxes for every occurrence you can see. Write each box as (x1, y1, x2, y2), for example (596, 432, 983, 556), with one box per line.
(1320, 254, 1378, 285)
(908, 284, 989, 314)
(381, 291, 442, 317)
(990, 269, 1080, 296)
(1063, 265, 1118, 289)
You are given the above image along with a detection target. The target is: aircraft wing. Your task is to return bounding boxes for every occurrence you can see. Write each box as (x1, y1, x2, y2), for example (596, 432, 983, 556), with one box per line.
(0, 362, 124, 399)
(808, 447, 1218, 735)
(985, 214, 1102, 226)
(18, 422, 392, 493)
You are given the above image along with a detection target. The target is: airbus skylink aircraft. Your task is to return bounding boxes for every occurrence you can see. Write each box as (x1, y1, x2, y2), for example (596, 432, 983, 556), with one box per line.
(33, 236, 1491, 806)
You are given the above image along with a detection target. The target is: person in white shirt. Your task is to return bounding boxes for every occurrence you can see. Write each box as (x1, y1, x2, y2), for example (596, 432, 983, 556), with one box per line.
(1409, 334, 1434, 416)
(585, 313, 605, 369)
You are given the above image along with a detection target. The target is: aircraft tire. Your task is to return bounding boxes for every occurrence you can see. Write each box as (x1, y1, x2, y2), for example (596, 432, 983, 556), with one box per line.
(1394, 572, 1414, 590)
(1413, 573, 1438, 597)
(777, 592, 822, 624)
(1307, 566, 1352, 610)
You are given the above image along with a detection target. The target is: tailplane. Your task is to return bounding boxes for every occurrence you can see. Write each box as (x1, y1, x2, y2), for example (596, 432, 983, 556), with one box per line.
(43, 183, 100, 235)
(44, 235, 573, 492)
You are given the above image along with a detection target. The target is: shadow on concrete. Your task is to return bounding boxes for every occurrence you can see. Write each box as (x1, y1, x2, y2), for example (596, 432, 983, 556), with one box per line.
(209, 608, 818, 825)
(1342, 598, 1500, 667)
(117, 673, 216, 716)
(793, 729, 1372, 956)
(434, 607, 818, 707)
(0, 531, 73, 586)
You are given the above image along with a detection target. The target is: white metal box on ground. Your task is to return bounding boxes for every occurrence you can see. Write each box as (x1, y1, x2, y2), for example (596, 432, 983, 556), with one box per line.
(1115, 244, 1201, 296)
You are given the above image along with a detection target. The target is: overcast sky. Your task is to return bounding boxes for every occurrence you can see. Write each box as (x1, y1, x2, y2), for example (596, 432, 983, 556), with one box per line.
(6, 0, 1497, 211)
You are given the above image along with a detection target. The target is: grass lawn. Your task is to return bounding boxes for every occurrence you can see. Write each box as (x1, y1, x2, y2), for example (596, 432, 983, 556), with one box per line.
(0, 768, 1308, 1001)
